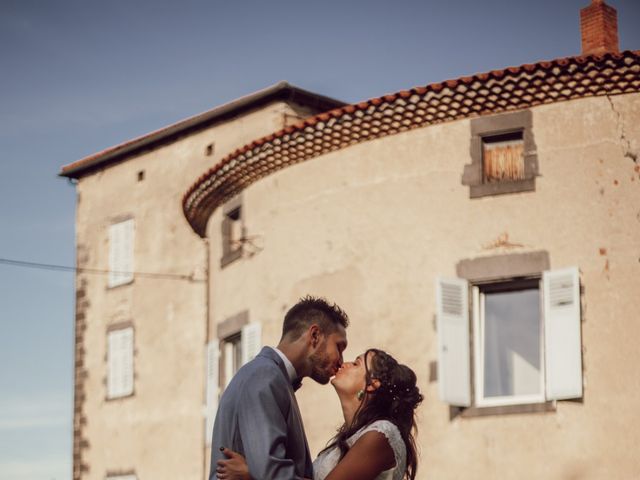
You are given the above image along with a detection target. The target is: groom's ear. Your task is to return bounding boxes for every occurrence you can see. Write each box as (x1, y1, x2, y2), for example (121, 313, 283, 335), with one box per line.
(308, 324, 321, 348)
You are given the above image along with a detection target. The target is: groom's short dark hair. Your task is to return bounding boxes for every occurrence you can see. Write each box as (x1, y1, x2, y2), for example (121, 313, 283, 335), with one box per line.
(281, 296, 349, 340)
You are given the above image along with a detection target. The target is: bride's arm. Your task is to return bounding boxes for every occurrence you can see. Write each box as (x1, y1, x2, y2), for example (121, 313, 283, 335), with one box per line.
(324, 431, 395, 480)
(216, 448, 252, 480)
(216, 448, 312, 480)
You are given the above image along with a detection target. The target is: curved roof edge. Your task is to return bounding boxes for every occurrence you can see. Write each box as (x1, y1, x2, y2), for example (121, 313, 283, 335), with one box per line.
(59, 81, 346, 179)
(184, 50, 640, 237)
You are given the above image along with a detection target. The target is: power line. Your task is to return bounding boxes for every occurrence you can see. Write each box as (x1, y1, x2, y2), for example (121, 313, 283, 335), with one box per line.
(0, 257, 204, 282)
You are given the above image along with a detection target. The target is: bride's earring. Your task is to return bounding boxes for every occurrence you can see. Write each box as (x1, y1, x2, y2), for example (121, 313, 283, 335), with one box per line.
(357, 389, 365, 401)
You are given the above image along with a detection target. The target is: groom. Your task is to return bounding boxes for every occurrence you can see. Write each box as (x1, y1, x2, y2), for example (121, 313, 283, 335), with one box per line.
(209, 296, 349, 480)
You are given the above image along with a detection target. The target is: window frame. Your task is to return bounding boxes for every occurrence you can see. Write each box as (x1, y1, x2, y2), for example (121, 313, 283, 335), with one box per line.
(220, 195, 244, 268)
(451, 251, 558, 415)
(481, 130, 525, 183)
(221, 332, 243, 389)
(216, 310, 249, 392)
(462, 110, 538, 198)
(472, 278, 547, 408)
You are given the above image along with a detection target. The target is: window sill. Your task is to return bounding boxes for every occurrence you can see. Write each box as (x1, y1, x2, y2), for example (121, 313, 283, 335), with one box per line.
(469, 178, 535, 198)
(453, 400, 555, 419)
(105, 392, 135, 402)
(106, 279, 134, 290)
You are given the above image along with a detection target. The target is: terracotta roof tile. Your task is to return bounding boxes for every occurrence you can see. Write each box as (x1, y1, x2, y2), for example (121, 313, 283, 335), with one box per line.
(178, 50, 638, 236)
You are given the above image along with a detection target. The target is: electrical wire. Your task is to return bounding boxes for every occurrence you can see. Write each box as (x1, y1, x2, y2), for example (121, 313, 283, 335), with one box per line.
(0, 257, 203, 282)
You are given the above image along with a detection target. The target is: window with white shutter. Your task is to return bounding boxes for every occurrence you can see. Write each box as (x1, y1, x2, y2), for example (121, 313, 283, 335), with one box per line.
(436, 265, 583, 411)
(108, 218, 134, 288)
(214, 321, 261, 408)
(107, 327, 134, 399)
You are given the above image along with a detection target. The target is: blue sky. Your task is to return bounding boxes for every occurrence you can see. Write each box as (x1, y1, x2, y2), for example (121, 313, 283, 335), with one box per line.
(1, 0, 638, 478)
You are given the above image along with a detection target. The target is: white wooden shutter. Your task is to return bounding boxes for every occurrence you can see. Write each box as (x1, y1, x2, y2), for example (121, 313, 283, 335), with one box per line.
(121, 219, 134, 284)
(543, 267, 583, 400)
(121, 328, 134, 396)
(107, 327, 134, 398)
(107, 330, 122, 397)
(436, 277, 471, 406)
(108, 223, 121, 287)
(108, 219, 134, 287)
(205, 340, 219, 446)
(241, 323, 262, 365)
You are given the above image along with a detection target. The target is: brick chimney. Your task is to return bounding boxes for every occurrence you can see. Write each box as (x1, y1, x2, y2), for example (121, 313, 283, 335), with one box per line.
(580, 0, 619, 55)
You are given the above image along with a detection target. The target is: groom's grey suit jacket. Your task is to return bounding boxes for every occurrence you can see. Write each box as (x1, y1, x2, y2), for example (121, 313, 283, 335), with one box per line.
(209, 346, 313, 480)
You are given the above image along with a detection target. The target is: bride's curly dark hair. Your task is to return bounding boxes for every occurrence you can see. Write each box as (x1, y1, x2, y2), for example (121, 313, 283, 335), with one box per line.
(323, 349, 423, 480)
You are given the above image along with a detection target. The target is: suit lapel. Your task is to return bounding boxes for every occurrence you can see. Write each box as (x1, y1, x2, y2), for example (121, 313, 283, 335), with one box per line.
(258, 347, 313, 474)
(289, 383, 313, 476)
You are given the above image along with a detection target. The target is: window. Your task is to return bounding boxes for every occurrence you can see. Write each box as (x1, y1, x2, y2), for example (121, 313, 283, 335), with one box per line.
(221, 195, 244, 267)
(482, 131, 525, 183)
(107, 326, 134, 399)
(436, 253, 582, 413)
(473, 279, 544, 407)
(221, 333, 242, 389)
(462, 110, 538, 198)
(108, 218, 134, 287)
(204, 313, 262, 445)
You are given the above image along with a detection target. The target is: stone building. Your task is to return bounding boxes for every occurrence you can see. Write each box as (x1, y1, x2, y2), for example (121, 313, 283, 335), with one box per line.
(61, 1, 640, 479)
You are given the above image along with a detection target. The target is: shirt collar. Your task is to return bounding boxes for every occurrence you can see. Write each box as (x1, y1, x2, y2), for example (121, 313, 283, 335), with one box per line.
(271, 346, 298, 384)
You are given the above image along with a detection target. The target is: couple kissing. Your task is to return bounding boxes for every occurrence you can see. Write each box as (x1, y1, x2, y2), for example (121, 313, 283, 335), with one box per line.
(211, 296, 423, 480)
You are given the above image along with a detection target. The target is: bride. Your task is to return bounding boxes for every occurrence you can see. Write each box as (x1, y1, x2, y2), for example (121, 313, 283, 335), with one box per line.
(216, 348, 423, 480)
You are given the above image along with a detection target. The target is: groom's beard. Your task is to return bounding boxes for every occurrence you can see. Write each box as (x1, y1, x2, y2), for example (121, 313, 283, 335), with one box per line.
(308, 349, 334, 385)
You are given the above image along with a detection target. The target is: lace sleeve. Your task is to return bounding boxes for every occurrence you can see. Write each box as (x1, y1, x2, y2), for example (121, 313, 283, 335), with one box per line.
(347, 420, 406, 480)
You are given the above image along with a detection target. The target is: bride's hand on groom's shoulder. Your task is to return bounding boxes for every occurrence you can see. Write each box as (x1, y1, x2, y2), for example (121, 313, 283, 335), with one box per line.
(216, 448, 251, 480)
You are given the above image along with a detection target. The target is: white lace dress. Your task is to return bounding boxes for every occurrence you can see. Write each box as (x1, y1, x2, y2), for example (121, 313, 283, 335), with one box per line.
(312, 420, 406, 480)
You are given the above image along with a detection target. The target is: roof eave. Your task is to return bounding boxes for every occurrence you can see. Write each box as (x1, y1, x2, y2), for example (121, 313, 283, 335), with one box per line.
(59, 81, 346, 179)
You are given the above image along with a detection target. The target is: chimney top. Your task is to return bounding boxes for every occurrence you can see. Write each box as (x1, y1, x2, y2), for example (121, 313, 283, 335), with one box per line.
(580, 1, 620, 56)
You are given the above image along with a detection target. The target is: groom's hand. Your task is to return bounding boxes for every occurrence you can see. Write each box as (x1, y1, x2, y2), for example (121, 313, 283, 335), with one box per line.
(216, 447, 251, 480)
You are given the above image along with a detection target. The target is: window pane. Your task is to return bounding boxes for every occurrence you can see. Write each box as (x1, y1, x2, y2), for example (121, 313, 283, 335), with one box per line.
(223, 334, 243, 388)
(233, 336, 243, 372)
(483, 133, 524, 183)
(483, 288, 541, 398)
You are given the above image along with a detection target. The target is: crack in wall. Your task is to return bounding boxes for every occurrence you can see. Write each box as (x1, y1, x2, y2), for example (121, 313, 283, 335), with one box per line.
(606, 95, 639, 163)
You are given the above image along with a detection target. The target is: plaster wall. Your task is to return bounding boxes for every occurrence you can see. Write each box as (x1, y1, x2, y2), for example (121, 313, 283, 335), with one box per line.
(74, 100, 308, 480)
(206, 93, 640, 479)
